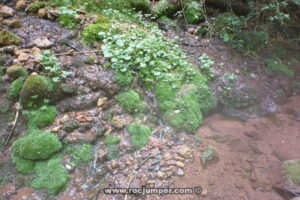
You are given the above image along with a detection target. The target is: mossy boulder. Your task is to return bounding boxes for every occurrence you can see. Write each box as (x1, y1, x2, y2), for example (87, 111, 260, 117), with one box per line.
(12, 130, 62, 160)
(105, 135, 121, 146)
(0, 29, 22, 46)
(127, 123, 152, 149)
(30, 157, 69, 195)
(117, 90, 143, 114)
(11, 154, 35, 175)
(6, 64, 28, 80)
(7, 77, 26, 100)
(26, 2, 46, 13)
(26, 106, 57, 129)
(184, 1, 204, 24)
(201, 145, 219, 168)
(20, 75, 55, 108)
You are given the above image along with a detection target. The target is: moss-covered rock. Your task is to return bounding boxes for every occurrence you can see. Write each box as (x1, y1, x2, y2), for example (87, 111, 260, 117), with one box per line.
(70, 143, 93, 164)
(7, 77, 25, 100)
(11, 154, 35, 175)
(26, 106, 57, 129)
(107, 145, 120, 160)
(6, 64, 28, 80)
(26, 2, 46, 13)
(82, 23, 111, 45)
(184, 1, 204, 24)
(20, 75, 55, 108)
(117, 90, 143, 114)
(0, 29, 22, 46)
(115, 72, 133, 86)
(12, 130, 62, 160)
(30, 156, 69, 195)
(201, 145, 219, 168)
(127, 123, 151, 149)
(105, 135, 121, 146)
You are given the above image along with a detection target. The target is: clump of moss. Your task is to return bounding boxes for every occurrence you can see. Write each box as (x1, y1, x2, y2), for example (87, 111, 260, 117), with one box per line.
(115, 72, 133, 86)
(26, 2, 46, 13)
(105, 135, 121, 146)
(20, 75, 55, 108)
(127, 123, 151, 149)
(7, 77, 25, 100)
(107, 145, 120, 160)
(283, 160, 300, 185)
(94, 15, 110, 24)
(26, 105, 57, 129)
(12, 130, 62, 160)
(6, 64, 28, 80)
(71, 143, 93, 164)
(117, 90, 143, 114)
(82, 23, 111, 45)
(184, 1, 204, 24)
(11, 154, 35, 175)
(0, 29, 22, 46)
(30, 157, 69, 195)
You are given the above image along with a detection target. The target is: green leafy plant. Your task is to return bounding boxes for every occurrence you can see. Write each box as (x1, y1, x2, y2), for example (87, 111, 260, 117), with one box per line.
(184, 1, 204, 24)
(127, 123, 152, 150)
(40, 50, 70, 83)
(261, 0, 290, 25)
(58, 7, 79, 29)
(198, 54, 215, 80)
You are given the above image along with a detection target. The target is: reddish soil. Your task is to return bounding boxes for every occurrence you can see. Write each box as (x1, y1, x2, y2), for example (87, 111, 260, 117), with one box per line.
(165, 95, 300, 200)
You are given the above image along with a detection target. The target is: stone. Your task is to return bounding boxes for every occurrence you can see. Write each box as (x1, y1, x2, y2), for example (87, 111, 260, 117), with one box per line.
(0, 6, 14, 17)
(156, 171, 165, 179)
(97, 149, 107, 163)
(148, 137, 163, 149)
(33, 37, 53, 49)
(62, 120, 79, 132)
(16, 0, 26, 10)
(177, 145, 192, 159)
(201, 145, 219, 168)
(111, 115, 128, 129)
(176, 168, 185, 176)
(37, 8, 47, 18)
(2, 19, 21, 28)
(17, 53, 29, 62)
(130, 179, 142, 188)
(6, 63, 26, 80)
(176, 161, 185, 168)
(163, 152, 172, 160)
(97, 97, 108, 107)
(0, 29, 22, 46)
(111, 161, 119, 169)
(65, 131, 96, 143)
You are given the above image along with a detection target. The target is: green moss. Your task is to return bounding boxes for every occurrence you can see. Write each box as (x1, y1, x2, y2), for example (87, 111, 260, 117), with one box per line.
(20, 75, 55, 108)
(0, 29, 22, 46)
(11, 154, 35, 175)
(283, 160, 300, 185)
(184, 1, 204, 24)
(7, 77, 25, 100)
(94, 15, 110, 24)
(115, 72, 133, 86)
(201, 145, 218, 167)
(151, 0, 179, 18)
(82, 23, 111, 45)
(6, 64, 28, 80)
(12, 130, 62, 160)
(127, 123, 151, 149)
(26, 106, 57, 129)
(155, 81, 179, 102)
(30, 157, 69, 195)
(26, 2, 46, 13)
(129, 0, 150, 12)
(97, 0, 131, 11)
(105, 135, 121, 146)
(107, 145, 120, 160)
(71, 143, 93, 164)
(0, 105, 9, 114)
(117, 90, 143, 114)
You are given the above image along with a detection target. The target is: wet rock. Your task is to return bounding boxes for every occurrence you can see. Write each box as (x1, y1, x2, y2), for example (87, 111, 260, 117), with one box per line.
(177, 145, 192, 159)
(62, 120, 79, 132)
(33, 37, 53, 49)
(0, 6, 14, 17)
(15, 0, 26, 11)
(111, 115, 129, 129)
(97, 149, 107, 163)
(0, 29, 22, 46)
(1, 19, 21, 28)
(156, 171, 166, 179)
(6, 63, 26, 80)
(57, 92, 103, 112)
(64, 131, 96, 143)
(130, 179, 142, 188)
(201, 145, 219, 168)
(176, 168, 185, 176)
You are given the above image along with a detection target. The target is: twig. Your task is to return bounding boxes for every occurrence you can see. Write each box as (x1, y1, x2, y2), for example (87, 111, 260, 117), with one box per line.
(51, 50, 101, 56)
(138, 154, 153, 166)
(124, 175, 133, 200)
(5, 103, 20, 146)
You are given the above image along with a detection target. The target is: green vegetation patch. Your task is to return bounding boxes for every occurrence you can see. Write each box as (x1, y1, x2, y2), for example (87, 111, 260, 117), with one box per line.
(267, 58, 294, 77)
(66, 143, 94, 164)
(12, 130, 62, 160)
(11, 154, 35, 175)
(26, 2, 46, 13)
(25, 105, 57, 129)
(283, 160, 300, 185)
(184, 1, 204, 24)
(105, 135, 121, 146)
(82, 23, 112, 45)
(6, 64, 28, 80)
(7, 77, 26, 100)
(0, 29, 22, 46)
(30, 157, 69, 195)
(107, 145, 120, 160)
(127, 123, 152, 149)
(117, 90, 143, 114)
